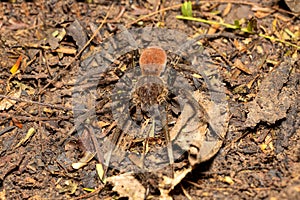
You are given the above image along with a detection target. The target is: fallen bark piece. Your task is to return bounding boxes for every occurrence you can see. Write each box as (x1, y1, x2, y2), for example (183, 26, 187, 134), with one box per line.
(245, 60, 294, 127)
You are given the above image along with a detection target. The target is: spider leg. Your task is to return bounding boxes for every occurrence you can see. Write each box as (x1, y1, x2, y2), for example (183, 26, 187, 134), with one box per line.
(157, 86, 168, 104)
(104, 113, 132, 176)
(141, 118, 152, 169)
(157, 102, 174, 177)
(130, 90, 144, 122)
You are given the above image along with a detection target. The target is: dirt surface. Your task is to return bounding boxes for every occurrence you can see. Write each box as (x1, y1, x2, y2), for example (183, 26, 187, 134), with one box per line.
(0, 0, 299, 199)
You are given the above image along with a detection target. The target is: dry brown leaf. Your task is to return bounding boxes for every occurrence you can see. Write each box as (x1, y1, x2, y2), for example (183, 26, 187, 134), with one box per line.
(96, 163, 106, 183)
(0, 89, 21, 111)
(222, 3, 232, 17)
(254, 11, 273, 19)
(170, 99, 202, 141)
(67, 19, 88, 51)
(107, 173, 146, 200)
(159, 167, 192, 200)
(191, 90, 228, 164)
(234, 59, 252, 74)
(285, 0, 300, 13)
(12, 118, 23, 129)
(170, 87, 228, 167)
(97, 121, 110, 128)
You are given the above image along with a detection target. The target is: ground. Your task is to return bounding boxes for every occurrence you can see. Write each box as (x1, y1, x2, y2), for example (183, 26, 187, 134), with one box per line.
(0, 0, 299, 199)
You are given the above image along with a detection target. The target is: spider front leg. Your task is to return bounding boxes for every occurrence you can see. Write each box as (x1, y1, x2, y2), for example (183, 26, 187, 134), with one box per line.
(131, 91, 143, 122)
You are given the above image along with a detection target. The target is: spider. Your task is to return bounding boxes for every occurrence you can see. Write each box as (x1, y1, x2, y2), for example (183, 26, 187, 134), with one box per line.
(131, 47, 169, 120)
(110, 46, 205, 173)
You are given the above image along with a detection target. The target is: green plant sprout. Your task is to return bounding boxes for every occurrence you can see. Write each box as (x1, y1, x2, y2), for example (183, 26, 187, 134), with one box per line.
(176, 15, 300, 49)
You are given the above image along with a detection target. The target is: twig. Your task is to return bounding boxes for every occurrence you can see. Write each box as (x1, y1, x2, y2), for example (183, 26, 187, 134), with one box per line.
(126, 3, 182, 27)
(0, 94, 75, 111)
(71, 186, 104, 200)
(0, 112, 70, 122)
(0, 126, 16, 136)
(180, 184, 193, 200)
(208, 41, 234, 66)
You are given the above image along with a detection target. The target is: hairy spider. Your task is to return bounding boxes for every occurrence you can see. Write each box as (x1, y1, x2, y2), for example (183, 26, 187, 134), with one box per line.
(130, 46, 175, 172)
(110, 46, 203, 173)
(130, 46, 169, 121)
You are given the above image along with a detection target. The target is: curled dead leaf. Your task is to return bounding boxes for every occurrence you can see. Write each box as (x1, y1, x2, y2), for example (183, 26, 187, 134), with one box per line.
(106, 173, 146, 200)
(72, 151, 95, 169)
(10, 55, 22, 74)
(159, 167, 192, 200)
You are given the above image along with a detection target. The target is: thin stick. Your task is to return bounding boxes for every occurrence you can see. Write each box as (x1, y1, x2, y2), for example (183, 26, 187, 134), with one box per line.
(0, 126, 16, 136)
(0, 112, 70, 121)
(0, 94, 75, 111)
(72, 185, 104, 200)
(126, 3, 182, 27)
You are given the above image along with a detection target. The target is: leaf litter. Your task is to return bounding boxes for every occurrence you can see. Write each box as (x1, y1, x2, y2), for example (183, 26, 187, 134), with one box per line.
(0, 1, 299, 200)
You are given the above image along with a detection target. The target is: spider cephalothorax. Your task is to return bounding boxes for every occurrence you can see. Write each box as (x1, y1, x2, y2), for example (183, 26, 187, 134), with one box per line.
(139, 46, 167, 76)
